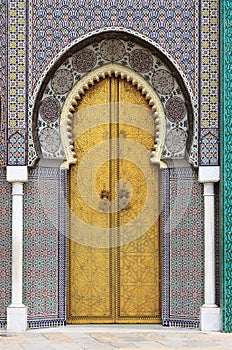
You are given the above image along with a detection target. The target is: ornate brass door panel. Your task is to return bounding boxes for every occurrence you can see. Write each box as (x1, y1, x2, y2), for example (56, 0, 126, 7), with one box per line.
(67, 77, 161, 324)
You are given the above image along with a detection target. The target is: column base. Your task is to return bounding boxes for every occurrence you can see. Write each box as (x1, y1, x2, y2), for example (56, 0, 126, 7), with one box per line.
(7, 305, 27, 331)
(200, 306, 221, 332)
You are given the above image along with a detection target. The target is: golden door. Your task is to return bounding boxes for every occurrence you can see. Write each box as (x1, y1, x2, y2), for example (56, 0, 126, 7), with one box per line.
(67, 76, 161, 324)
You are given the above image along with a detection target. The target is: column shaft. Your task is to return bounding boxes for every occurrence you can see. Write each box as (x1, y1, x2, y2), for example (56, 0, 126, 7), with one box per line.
(11, 182, 24, 306)
(7, 166, 28, 331)
(203, 182, 216, 307)
(198, 166, 221, 331)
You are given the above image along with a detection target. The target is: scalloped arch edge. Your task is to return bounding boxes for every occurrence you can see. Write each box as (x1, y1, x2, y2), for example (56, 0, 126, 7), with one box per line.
(60, 63, 166, 169)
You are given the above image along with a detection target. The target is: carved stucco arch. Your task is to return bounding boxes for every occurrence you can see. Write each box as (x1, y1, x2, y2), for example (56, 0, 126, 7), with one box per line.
(60, 63, 166, 169)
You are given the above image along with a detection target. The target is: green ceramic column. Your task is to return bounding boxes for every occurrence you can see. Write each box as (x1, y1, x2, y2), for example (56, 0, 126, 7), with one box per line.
(221, 0, 232, 333)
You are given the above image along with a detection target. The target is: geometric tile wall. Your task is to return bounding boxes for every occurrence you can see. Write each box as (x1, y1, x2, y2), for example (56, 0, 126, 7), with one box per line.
(23, 167, 66, 328)
(21, 166, 206, 328)
(0, 168, 12, 328)
(162, 167, 204, 327)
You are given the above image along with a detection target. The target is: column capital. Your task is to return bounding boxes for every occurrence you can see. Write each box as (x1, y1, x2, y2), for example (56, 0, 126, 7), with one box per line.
(198, 166, 220, 183)
(7, 166, 28, 183)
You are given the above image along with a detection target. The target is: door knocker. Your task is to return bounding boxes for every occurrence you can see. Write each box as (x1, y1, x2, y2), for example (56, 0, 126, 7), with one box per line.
(118, 187, 130, 211)
(99, 186, 110, 212)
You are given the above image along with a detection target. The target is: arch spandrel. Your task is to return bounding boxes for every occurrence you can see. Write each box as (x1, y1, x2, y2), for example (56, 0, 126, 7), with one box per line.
(60, 63, 166, 170)
(33, 35, 194, 168)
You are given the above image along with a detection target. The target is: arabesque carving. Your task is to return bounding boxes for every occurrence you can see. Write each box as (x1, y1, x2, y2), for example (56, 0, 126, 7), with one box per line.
(60, 63, 166, 169)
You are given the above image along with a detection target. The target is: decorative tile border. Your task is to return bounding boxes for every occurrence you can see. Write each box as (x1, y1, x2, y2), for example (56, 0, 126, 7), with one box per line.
(199, 0, 220, 165)
(221, 0, 232, 333)
(7, 0, 27, 165)
(23, 167, 66, 328)
(0, 0, 7, 166)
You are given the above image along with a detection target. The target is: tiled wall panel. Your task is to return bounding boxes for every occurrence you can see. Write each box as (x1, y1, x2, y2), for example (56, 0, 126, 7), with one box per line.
(23, 167, 66, 328)
(162, 168, 204, 327)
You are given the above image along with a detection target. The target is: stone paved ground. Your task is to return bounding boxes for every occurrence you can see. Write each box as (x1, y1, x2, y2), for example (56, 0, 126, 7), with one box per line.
(1, 326, 232, 350)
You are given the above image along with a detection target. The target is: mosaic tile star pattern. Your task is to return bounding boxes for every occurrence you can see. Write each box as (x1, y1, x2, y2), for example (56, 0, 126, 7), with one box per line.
(162, 168, 204, 327)
(0, 169, 12, 328)
(129, 49, 153, 73)
(23, 168, 66, 328)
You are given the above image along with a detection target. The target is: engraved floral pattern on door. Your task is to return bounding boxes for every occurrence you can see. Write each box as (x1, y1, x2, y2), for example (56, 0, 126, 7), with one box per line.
(67, 77, 161, 323)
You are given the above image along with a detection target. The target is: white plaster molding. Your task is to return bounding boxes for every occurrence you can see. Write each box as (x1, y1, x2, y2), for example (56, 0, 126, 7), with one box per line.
(198, 166, 220, 183)
(60, 63, 166, 170)
(37, 158, 65, 168)
(7, 166, 28, 183)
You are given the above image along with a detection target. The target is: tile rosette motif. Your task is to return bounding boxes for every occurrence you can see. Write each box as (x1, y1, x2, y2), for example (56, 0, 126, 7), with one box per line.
(152, 69, 175, 95)
(37, 39, 191, 163)
(166, 128, 187, 154)
(166, 97, 187, 123)
(51, 69, 74, 95)
(39, 97, 61, 123)
(100, 39, 126, 61)
(129, 49, 153, 73)
(39, 127, 60, 154)
(72, 49, 97, 72)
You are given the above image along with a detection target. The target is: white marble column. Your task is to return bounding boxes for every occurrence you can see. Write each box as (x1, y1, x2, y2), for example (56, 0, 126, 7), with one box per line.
(7, 166, 28, 331)
(199, 166, 221, 332)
